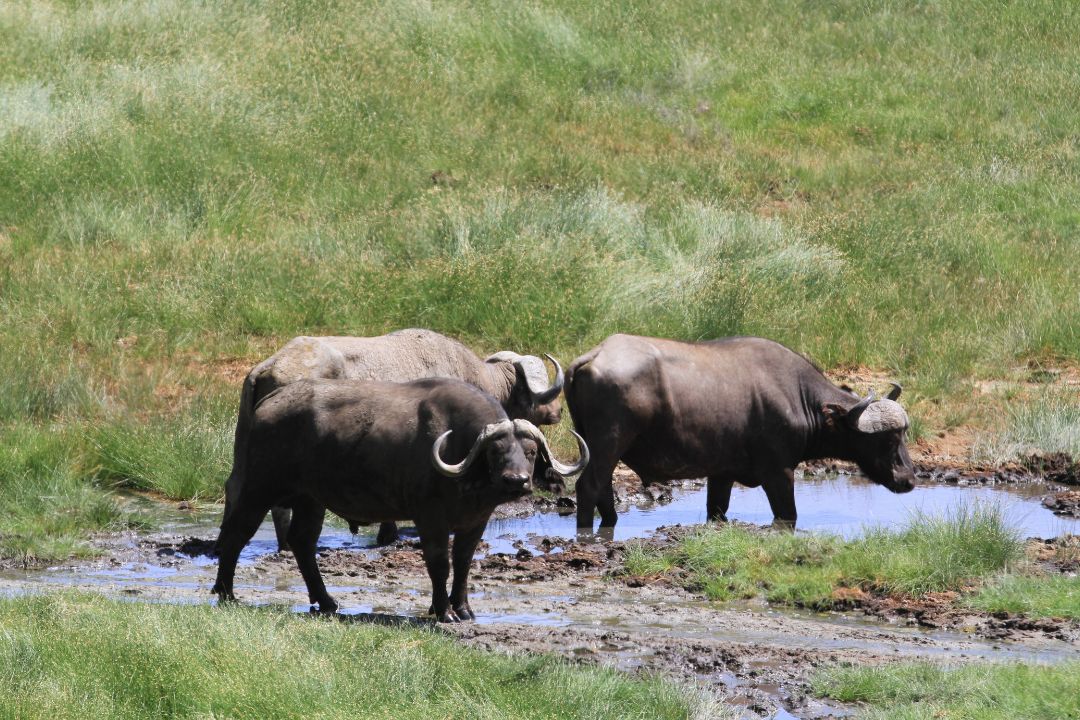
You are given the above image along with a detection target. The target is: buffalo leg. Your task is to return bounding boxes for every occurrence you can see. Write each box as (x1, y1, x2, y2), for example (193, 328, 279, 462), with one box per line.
(706, 476, 735, 522)
(215, 468, 243, 553)
(572, 420, 632, 529)
(286, 498, 336, 612)
(448, 522, 486, 621)
(375, 521, 399, 546)
(575, 455, 619, 529)
(415, 520, 456, 622)
(270, 506, 292, 552)
(761, 469, 797, 530)
(212, 501, 271, 603)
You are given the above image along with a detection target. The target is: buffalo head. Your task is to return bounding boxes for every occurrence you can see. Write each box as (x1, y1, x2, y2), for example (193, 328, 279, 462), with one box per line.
(432, 419, 588, 498)
(486, 352, 565, 425)
(823, 383, 915, 493)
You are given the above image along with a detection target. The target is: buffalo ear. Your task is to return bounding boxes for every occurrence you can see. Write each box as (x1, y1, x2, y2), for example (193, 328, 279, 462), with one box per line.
(822, 403, 848, 428)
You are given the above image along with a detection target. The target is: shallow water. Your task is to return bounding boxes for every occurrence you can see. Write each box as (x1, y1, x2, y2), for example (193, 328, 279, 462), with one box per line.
(484, 473, 1078, 553)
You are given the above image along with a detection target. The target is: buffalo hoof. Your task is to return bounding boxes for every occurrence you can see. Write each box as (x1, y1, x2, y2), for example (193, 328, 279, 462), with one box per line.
(452, 604, 475, 621)
(429, 605, 467, 623)
(212, 586, 238, 605)
(311, 598, 338, 614)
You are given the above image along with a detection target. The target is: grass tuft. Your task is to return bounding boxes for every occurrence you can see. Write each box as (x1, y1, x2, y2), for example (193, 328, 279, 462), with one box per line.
(840, 501, 1024, 596)
(0, 426, 129, 565)
(626, 502, 1025, 608)
(87, 402, 233, 501)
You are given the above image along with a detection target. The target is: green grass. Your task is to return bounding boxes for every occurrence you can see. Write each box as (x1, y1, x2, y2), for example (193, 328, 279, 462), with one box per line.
(0, 426, 137, 566)
(86, 398, 234, 500)
(971, 389, 1080, 467)
(811, 661, 1080, 720)
(2, 0, 1080, 558)
(624, 503, 1025, 607)
(0, 593, 714, 720)
(968, 573, 1080, 620)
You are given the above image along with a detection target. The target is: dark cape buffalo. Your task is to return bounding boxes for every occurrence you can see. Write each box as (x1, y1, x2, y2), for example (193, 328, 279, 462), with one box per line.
(223, 329, 565, 550)
(213, 377, 588, 620)
(565, 334, 916, 530)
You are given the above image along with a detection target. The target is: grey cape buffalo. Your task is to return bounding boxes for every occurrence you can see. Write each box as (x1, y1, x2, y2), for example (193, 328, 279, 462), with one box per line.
(223, 328, 565, 550)
(564, 334, 916, 530)
(212, 377, 588, 620)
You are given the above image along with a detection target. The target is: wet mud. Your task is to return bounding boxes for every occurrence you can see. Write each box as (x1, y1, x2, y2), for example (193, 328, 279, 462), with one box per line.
(3, 467, 1079, 720)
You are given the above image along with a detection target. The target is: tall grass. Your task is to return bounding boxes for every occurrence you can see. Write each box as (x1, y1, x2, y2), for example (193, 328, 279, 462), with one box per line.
(841, 503, 1024, 596)
(87, 399, 234, 500)
(972, 389, 1080, 466)
(624, 502, 1025, 607)
(0, 426, 129, 565)
(0, 593, 715, 720)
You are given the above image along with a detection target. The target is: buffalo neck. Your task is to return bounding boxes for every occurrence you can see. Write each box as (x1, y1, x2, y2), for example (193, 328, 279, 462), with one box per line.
(800, 381, 863, 464)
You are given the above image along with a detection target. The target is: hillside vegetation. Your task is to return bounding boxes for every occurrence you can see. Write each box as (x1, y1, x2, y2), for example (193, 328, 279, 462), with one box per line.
(1, 0, 1078, 560)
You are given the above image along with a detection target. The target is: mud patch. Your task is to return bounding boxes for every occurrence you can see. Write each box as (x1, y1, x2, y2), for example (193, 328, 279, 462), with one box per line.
(856, 593, 1075, 642)
(1023, 452, 1080, 486)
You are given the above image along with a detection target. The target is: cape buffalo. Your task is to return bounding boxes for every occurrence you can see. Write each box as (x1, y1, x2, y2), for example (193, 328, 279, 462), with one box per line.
(224, 329, 565, 550)
(212, 377, 589, 620)
(565, 334, 916, 530)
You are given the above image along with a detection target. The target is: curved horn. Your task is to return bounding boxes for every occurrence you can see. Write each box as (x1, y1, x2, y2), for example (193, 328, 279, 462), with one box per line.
(887, 382, 902, 401)
(513, 420, 589, 477)
(845, 390, 877, 429)
(431, 421, 514, 477)
(431, 430, 470, 477)
(530, 354, 565, 406)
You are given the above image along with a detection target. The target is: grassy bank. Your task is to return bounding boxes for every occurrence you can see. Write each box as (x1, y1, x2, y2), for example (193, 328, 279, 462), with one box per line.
(812, 661, 1080, 720)
(2, 0, 1079, 558)
(622, 504, 1080, 617)
(969, 571, 1080, 620)
(0, 593, 713, 720)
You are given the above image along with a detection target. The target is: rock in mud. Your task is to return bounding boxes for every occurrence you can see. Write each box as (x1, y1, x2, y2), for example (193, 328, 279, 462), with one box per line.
(1043, 490, 1080, 518)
